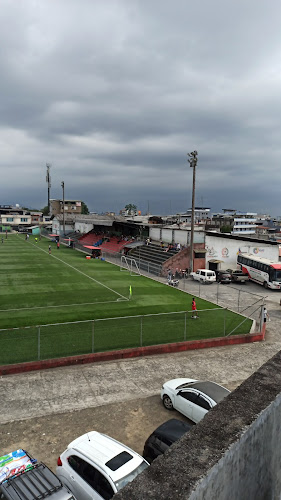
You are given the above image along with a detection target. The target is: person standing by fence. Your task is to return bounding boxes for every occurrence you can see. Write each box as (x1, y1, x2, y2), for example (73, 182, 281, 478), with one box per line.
(191, 297, 199, 319)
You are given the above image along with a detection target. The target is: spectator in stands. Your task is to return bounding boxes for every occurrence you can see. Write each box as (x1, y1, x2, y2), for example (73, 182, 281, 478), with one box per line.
(177, 242, 181, 251)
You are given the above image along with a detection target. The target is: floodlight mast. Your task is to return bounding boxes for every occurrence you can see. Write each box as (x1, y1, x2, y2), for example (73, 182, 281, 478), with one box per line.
(187, 150, 198, 274)
(61, 181, 65, 236)
(46, 164, 51, 215)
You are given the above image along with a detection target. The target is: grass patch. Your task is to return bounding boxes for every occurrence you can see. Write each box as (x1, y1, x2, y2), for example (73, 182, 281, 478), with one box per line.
(0, 234, 252, 364)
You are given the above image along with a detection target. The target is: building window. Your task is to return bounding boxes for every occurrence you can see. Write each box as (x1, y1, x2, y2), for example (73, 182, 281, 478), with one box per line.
(7, 218, 14, 222)
(20, 218, 28, 222)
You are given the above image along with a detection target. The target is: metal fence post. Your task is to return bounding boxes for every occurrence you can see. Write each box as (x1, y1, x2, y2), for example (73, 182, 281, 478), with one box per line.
(140, 316, 143, 347)
(92, 320, 95, 353)
(224, 308, 226, 336)
(217, 284, 219, 305)
(238, 290, 241, 312)
(184, 312, 187, 341)
(38, 327, 40, 360)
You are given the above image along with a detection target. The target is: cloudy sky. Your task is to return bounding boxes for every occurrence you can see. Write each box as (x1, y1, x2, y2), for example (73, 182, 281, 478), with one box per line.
(1, 0, 281, 216)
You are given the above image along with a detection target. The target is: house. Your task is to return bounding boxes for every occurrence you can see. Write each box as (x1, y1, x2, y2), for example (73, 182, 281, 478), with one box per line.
(50, 199, 82, 217)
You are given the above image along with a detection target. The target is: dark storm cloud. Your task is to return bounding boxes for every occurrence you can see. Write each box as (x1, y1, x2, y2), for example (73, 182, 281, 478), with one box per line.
(1, 0, 281, 215)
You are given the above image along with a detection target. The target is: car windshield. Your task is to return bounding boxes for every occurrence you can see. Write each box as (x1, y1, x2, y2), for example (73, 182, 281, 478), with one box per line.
(114, 461, 149, 491)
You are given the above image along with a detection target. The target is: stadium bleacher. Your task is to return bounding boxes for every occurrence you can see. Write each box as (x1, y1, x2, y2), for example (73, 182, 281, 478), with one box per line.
(79, 231, 133, 253)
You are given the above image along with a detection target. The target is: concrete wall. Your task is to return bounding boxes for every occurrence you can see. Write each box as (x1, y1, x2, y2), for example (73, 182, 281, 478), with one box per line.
(206, 234, 279, 270)
(114, 350, 281, 500)
(162, 245, 206, 274)
(75, 221, 94, 233)
(149, 227, 204, 246)
(51, 218, 73, 235)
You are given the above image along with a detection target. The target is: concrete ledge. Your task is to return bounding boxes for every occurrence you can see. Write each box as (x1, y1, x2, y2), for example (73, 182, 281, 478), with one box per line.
(0, 329, 265, 376)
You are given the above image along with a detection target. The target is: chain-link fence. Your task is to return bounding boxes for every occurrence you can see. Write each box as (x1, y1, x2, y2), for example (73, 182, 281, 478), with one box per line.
(0, 307, 255, 366)
(176, 279, 265, 322)
(102, 250, 265, 323)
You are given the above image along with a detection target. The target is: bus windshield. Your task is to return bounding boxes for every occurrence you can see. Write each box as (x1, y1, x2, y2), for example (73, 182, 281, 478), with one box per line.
(271, 269, 281, 282)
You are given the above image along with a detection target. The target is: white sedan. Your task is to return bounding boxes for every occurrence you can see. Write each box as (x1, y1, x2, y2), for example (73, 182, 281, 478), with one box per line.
(161, 378, 230, 423)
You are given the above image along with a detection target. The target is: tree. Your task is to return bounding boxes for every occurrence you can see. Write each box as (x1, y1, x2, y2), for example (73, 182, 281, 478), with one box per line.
(81, 201, 89, 214)
(41, 206, 49, 216)
(125, 203, 137, 215)
(221, 225, 232, 233)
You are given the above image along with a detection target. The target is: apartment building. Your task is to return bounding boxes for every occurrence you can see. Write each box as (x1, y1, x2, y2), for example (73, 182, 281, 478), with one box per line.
(50, 199, 82, 217)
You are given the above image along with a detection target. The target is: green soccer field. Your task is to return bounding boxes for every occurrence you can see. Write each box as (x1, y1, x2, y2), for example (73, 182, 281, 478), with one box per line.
(0, 234, 252, 364)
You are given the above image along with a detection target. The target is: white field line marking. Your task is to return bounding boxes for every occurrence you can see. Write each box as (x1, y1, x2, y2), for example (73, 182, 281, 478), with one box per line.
(0, 299, 127, 313)
(16, 235, 129, 302)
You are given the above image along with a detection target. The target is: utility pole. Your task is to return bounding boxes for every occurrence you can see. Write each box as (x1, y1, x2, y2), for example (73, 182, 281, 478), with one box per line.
(46, 164, 51, 215)
(187, 150, 198, 274)
(61, 181, 65, 236)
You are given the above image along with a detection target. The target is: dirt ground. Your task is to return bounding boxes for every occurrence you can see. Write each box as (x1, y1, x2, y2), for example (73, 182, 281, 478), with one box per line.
(0, 395, 193, 471)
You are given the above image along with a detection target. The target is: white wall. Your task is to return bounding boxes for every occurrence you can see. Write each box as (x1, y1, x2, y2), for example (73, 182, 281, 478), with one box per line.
(75, 222, 94, 233)
(52, 218, 74, 235)
(149, 227, 161, 241)
(206, 234, 279, 269)
(149, 227, 204, 245)
(161, 229, 173, 243)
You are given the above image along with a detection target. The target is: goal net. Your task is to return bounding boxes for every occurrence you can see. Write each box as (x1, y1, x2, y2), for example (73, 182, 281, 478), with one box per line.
(120, 255, 141, 276)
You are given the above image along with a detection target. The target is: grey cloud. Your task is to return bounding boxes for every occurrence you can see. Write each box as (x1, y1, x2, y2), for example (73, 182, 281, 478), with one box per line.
(1, 0, 281, 216)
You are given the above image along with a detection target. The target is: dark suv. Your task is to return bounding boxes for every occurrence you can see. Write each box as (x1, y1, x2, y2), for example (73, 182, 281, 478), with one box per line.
(143, 419, 192, 463)
(0, 450, 76, 500)
(216, 271, 232, 284)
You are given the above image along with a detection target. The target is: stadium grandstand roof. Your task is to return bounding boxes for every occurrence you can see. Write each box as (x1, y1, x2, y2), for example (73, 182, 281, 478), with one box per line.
(54, 214, 127, 224)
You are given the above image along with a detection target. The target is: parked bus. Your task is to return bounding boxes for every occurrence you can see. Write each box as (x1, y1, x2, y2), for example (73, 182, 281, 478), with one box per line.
(237, 253, 281, 289)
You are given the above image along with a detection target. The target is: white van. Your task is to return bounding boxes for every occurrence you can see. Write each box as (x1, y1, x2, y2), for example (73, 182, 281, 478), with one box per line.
(190, 269, 216, 284)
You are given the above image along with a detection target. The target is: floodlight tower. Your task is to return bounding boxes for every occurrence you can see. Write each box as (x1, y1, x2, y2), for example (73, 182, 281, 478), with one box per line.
(61, 181, 65, 236)
(46, 164, 51, 215)
(187, 150, 198, 274)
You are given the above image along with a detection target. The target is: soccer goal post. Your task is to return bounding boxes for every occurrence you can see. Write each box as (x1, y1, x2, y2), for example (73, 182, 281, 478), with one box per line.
(120, 255, 141, 276)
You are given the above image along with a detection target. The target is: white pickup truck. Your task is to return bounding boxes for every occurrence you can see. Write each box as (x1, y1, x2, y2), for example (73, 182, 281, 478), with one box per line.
(190, 269, 216, 283)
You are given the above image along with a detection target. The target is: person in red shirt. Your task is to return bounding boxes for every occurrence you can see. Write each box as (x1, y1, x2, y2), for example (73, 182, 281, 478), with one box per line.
(191, 298, 199, 319)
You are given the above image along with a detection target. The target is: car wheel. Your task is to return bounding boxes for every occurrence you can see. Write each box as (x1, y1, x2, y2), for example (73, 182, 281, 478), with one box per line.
(163, 395, 174, 410)
(263, 281, 268, 289)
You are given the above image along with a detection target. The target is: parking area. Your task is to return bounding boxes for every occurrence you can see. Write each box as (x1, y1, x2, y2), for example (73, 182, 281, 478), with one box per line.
(0, 280, 280, 471)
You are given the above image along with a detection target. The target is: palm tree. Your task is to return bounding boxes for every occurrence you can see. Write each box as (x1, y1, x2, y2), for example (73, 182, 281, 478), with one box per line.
(125, 203, 137, 215)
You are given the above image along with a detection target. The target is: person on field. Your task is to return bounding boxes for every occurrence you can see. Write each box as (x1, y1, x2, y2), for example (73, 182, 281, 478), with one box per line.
(191, 297, 199, 319)
(49, 245, 51, 254)
(57, 241, 60, 249)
